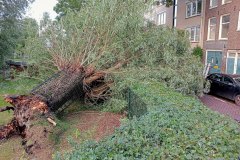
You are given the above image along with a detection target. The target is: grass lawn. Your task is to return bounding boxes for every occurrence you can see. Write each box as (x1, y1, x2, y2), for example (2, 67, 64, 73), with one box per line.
(0, 78, 40, 125)
(0, 78, 40, 160)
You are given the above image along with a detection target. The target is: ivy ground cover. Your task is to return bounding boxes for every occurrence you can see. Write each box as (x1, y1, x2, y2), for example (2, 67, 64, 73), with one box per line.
(57, 80, 240, 159)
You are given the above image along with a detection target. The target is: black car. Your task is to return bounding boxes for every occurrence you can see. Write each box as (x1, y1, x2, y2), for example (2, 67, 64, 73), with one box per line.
(204, 73, 240, 106)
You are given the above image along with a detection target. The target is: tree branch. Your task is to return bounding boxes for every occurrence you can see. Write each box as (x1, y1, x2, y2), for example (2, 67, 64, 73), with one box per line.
(0, 106, 15, 112)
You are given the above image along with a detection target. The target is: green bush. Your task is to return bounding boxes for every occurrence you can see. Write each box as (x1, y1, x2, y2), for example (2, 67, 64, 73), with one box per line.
(56, 80, 240, 159)
(192, 46, 203, 58)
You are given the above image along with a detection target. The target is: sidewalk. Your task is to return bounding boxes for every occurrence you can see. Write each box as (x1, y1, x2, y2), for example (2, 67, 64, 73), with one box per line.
(199, 94, 240, 122)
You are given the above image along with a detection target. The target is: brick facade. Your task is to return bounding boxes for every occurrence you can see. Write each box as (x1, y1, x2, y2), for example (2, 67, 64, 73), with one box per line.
(176, 0, 206, 48)
(204, 0, 240, 73)
(145, 0, 240, 74)
(145, 0, 205, 48)
(144, 4, 173, 27)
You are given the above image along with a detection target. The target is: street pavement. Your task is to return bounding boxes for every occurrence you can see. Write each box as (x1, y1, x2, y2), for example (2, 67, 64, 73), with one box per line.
(200, 94, 240, 122)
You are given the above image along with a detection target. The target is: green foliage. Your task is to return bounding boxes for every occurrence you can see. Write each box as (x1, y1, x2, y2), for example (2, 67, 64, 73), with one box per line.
(53, 0, 174, 19)
(0, 0, 34, 65)
(56, 80, 240, 159)
(49, 119, 70, 145)
(47, 0, 148, 70)
(102, 98, 127, 113)
(40, 0, 203, 95)
(19, 17, 57, 80)
(192, 46, 203, 58)
(54, 0, 86, 19)
(0, 0, 34, 20)
(16, 18, 38, 52)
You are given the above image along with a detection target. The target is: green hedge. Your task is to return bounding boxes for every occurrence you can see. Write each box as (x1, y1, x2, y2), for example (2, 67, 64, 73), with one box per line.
(56, 81, 240, 159)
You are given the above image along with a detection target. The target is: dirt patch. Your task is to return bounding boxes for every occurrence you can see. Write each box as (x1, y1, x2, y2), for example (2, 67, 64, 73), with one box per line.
(0, 136, 27, 160)
(0, 111, 124, 160)
(67, 111, 124, 141)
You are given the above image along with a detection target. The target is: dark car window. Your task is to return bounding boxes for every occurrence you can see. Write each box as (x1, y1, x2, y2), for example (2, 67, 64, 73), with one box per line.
(223, 76, 234, 85)
(210, 74, 223, 82)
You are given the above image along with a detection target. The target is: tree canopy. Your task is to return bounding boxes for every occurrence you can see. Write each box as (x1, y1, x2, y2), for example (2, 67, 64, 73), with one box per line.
(0, 0, 34, 65)
(53, 0, 174, 19)
(53, 0, 86, 19)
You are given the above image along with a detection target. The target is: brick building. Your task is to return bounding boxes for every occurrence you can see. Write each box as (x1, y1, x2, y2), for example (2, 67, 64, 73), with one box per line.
(145, 0, 240, 74)
(145, 0, 205, 48)
(176, 0, 206, 48)
(144, 2, 174, 27)
(204, 0, 240, 74)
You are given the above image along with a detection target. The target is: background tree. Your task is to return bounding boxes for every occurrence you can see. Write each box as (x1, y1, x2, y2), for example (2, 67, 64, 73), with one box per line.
(40, 12, 51, 31)
(16, 18, 39, 55)
(53, 0, 86, 19)
(0, 0, 34, 65)
(53, 0, 174, 19)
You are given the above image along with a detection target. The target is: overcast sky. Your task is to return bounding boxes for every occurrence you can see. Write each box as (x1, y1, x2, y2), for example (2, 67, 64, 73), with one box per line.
(26, 0, 58, 23)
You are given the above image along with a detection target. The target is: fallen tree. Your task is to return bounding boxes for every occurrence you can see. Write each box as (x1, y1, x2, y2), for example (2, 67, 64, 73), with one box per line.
(0, 0, 204, 158)
(0, 67, 114, 155)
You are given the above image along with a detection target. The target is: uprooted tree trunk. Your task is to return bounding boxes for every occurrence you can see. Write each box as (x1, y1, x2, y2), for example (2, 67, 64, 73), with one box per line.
(0, 67, 114, 157)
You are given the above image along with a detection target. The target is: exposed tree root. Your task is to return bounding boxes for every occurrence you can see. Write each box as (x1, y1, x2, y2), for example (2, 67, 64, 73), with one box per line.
(0, 118, 19, 140)
(0, 68, 114, 156)
(0, 95, 52, 154)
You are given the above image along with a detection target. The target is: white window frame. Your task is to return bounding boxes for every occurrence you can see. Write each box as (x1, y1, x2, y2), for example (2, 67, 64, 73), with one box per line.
(157, 12, 166, 25)
(208, 17, 216, 40)
(222, 0, 232, 5)
(226, 51, 240, 74)
(219, 14, 230, 40)
(186, 0, 202, 18)
(237, 11, 240, 31)
(210, 0, 218, 9)
(186, 26, 200, 42)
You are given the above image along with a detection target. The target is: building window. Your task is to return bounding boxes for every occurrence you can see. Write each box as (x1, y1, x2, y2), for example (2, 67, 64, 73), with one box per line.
(186, 0, 202, 18)
(208, 17, 216, 40)
(210, 0, 218, 8)
(186, 26, 200, 42)
(227, 51, 240, 74)
(206, 51, 222, 74)
(238, 11, 240, 31)
(157, 12, 166, 25)
(222, 0, 232, 5)
(219, 14, 230, 39)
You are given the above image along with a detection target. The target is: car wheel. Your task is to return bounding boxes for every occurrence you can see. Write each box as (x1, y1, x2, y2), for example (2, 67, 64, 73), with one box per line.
(234, 95, 240, 106)
(203, 80, 211, 94)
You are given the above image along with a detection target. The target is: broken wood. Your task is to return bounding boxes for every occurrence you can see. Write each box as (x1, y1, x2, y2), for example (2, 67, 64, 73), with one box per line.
(0, 106, 14, 112)
(47, 118, 57, 126)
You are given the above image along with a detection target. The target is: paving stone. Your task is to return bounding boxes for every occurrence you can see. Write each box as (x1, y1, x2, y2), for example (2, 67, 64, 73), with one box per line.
(199, 94, 240, 122)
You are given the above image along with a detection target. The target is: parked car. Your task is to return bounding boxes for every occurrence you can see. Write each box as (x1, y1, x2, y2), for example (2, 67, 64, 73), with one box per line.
(204, 73, 240, 106)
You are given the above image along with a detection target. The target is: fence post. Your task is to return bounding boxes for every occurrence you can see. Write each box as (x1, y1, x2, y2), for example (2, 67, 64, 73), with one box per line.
(127, 88, 131, 119)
